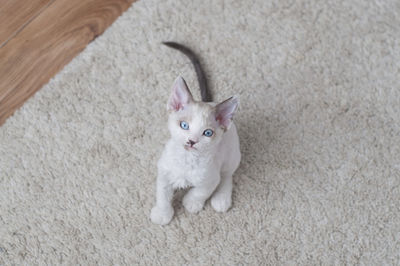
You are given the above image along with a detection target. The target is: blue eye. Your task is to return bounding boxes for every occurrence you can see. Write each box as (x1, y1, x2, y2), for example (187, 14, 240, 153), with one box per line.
(180, 121, 189, 130)
(203, 129, 213, 137)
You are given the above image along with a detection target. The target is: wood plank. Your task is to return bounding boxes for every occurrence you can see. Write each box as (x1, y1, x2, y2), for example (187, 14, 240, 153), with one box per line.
(0, 0, 135, 125)
(0, 0, 54, 48)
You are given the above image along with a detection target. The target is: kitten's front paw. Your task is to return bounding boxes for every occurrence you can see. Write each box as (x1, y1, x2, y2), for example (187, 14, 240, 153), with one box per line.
(150, 206, 174, 225)
(183, 194, 204, 213)
(211, 193, 232, 212)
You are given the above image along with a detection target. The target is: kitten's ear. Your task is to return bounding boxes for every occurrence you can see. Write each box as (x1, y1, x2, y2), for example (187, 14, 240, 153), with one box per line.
(215, 95, 239, 130)
(167, 76, 193, 111)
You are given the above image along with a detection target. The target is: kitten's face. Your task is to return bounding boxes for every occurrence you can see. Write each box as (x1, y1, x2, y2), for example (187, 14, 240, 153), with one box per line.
(166, 76, 239, 152)
(168, 102, 224, 151)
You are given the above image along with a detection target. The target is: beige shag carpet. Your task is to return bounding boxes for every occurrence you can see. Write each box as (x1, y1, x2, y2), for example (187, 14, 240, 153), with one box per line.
(1, 0, 400, 264)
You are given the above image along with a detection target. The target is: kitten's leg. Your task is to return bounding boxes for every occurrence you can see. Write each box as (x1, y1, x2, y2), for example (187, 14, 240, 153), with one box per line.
(150, 173, 174, 225)
(211, 172, 233, 212)
(183, 177, 220, 213)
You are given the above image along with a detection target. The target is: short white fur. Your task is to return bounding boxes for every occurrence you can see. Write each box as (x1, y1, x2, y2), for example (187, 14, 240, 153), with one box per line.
(150, 76, 241, 225)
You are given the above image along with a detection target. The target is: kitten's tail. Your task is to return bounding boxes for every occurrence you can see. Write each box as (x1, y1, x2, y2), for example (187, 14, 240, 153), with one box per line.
(162, 42, 211, 102)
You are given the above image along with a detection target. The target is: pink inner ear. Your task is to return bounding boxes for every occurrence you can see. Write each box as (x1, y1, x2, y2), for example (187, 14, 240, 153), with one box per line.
(215, 96, 239, 128)
(170, 94, 183, 111)
(216, 111, 233, 127)
(168, 77, 193, 111)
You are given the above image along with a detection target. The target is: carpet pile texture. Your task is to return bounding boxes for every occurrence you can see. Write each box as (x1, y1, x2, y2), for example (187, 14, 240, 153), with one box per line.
(1, 0, 399, 264)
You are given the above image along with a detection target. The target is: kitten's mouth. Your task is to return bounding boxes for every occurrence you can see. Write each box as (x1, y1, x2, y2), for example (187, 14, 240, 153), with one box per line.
(184, 144, 197, 151)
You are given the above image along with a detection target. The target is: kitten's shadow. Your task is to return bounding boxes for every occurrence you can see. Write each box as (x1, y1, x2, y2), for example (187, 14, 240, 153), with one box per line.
(229, 108, 293, 200)
(232, 106, 304, 196)
(235, 111, 273, 173)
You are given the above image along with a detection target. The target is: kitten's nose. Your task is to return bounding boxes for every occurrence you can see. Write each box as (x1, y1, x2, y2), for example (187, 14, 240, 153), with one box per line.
(188, 139, 197, 146)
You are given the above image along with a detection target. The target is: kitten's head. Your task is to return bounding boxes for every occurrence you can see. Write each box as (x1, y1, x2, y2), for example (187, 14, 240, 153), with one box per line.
(167, 76, 239, 152)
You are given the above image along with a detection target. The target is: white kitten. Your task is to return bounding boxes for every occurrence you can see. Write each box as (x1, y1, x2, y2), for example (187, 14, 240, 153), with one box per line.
(150, 76, 241, 225)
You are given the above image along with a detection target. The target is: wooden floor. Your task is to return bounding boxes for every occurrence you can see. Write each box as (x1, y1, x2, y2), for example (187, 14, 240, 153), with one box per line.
(0, 0, 135, 125)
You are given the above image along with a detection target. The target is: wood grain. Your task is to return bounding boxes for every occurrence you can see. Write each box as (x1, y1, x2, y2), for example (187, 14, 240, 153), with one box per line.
(0, 0, 54, 48)
(0, 0, 135, 125)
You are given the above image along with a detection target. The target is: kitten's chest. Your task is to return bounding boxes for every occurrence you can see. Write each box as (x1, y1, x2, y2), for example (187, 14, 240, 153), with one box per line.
(160, 148, 213, 188)
(176, 155, 210, 187)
